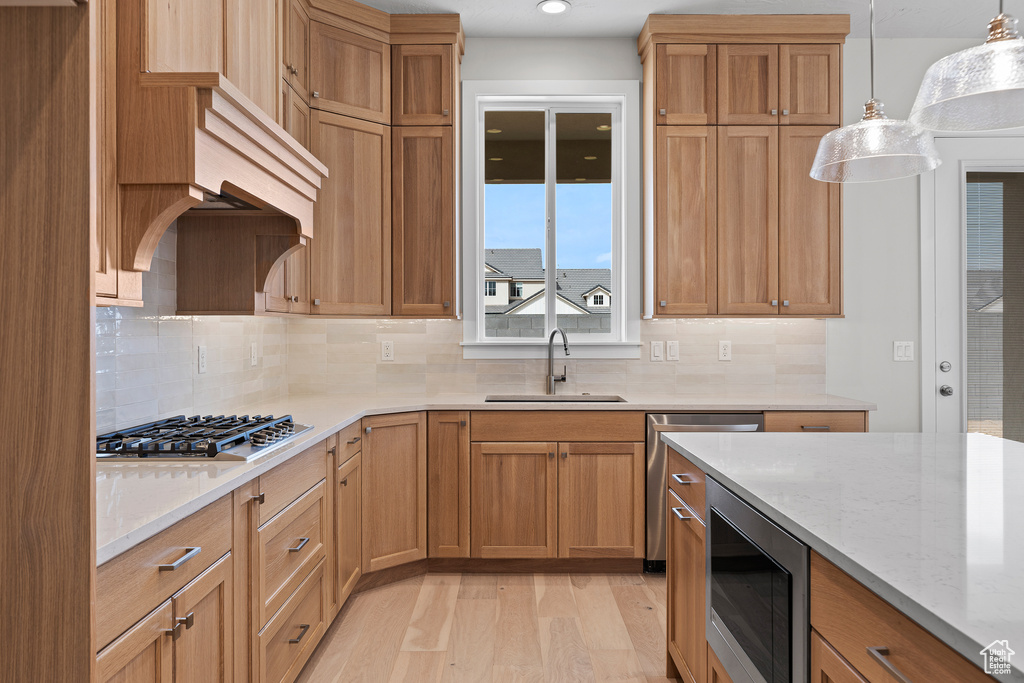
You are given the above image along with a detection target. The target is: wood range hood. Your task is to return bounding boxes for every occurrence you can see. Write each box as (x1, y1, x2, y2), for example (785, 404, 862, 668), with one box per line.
(116, 0, 329, 276)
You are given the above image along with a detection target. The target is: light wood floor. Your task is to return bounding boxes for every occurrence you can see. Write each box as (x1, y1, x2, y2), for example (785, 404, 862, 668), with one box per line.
(297, 573, 681, 683)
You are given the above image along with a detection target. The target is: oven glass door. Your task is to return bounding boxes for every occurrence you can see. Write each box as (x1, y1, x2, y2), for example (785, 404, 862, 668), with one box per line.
(710, 506, 791, 683)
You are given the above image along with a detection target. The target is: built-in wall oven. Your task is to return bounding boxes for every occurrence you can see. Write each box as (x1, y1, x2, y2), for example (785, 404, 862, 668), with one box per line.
(706, 477, 809, 683)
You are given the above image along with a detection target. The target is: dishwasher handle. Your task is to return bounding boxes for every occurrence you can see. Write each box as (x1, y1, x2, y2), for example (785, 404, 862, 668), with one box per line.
(657, 424, 760, 432)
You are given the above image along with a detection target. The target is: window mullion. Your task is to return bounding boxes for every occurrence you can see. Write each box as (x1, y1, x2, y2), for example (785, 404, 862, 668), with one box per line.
(545, 107, 557, 336)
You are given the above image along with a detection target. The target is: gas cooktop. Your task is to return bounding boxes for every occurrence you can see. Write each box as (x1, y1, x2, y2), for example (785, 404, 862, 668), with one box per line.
(96, 414, 313, 462)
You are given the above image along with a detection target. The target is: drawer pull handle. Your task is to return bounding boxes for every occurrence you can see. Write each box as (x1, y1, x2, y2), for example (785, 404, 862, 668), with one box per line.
(165, 622, 183, 641)
(801, 425, 831, 431)
(177, 612, 195, 630)
(671, 473, 692, 485)
(347, 436, 361, 444)
(159, 546, 201, 572)
(867, 646, 913, 683)
(289, 624, 311, 644)
(288, 537, 310, 553)
(671, 507, 692, 521)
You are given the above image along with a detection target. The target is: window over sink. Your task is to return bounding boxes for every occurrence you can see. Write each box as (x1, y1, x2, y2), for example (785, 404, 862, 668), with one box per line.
(461, 81, 641, 359)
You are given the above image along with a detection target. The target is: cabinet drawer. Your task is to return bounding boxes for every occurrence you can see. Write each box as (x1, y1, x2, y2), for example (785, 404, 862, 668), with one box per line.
(96, 495, 232, 649)
(259, 559, 327, 683)
(471, 411, 646, 442)
(764, 411, 866, 433)
(668, 448, 706, 522)
(257, 480, 327, 628)
(336, 421, 363, 464)
(810, 553, 990, 683)
(258, 439, 327, 525)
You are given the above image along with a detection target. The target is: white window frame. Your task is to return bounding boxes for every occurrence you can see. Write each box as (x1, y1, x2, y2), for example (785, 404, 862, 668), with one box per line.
(592, 293, 604, 306)
(484, 281, 497, 296)
(461, 80, 641, 359)
(512, 282, 523, 298)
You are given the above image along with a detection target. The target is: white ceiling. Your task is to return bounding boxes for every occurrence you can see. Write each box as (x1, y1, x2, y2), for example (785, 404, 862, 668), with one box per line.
(360, 0, 1006, 40)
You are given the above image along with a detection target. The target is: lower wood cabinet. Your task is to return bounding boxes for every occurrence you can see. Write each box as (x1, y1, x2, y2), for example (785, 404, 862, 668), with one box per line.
(361, 412, 427, 572)
(707, 642, 735, 683)
(811, 629, 869, 683)
(336, 450, 362, 605)
(764, 410, 867, 433)
(96, 601, 173, 683)
(258, 559, 328, 683)
(427, 411, 470, 557)
(667, 489, 705, 683)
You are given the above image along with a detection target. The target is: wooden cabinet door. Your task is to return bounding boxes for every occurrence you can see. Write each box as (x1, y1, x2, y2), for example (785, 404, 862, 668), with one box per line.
(283, 81, 311, 150)
(708, 642, 735, 683)
(718, 45, 779, 125)
(656, 44, 716, 125)
(428, 412, 470, 558)
(392, 126, 454, 317)
(337, 451, 362, 605)
(811, 630, 870, 683)
(172, 552, 234, 683)
(717, 126, 779, 315)
(780, 45, 841, 125)
(656, 126, 717, 315)
(779, 126, 841, 315)
(361, 412, 427, 573)
(284, 0, 309, 102)
(309, 111, 391, 315)
(96, 601, 174, 683)
(285, 249, 310, 314)
(309, 22, 390, 124)
(470, 442, 558, 558)
(667, 492, 705, 683)
(557, 442, 644, 558)
(392, 44, 453, 126)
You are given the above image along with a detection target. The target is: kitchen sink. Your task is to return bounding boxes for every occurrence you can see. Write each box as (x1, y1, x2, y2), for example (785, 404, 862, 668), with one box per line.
(484, 394, 627, 403)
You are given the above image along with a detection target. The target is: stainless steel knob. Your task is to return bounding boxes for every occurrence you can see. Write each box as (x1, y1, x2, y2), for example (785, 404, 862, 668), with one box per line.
(443, 300, 450, 307)
(782, 109, 789, 116)
(771, 109, 778, 115)
(313, 298, 321, 306)
(312, 91, 320, 98)
(659, 108, 667, 116)
(442, 109, 449, 116)
(783, 300, 789, 307)
(771, 299, 779, 306)
(660, 301, 667, 307)
(292, 295, 299, 303)
(940, 385, 954, 397)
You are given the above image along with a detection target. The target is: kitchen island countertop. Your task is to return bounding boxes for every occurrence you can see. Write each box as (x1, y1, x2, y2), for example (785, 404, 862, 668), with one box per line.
(662, 431, 1024, 681)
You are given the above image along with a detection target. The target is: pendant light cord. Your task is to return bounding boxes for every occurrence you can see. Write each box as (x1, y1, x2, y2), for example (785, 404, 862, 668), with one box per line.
(869, 0, 876, 100)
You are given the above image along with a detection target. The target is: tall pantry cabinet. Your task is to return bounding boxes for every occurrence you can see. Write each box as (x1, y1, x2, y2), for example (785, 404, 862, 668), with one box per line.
(640, 16, 848, 318)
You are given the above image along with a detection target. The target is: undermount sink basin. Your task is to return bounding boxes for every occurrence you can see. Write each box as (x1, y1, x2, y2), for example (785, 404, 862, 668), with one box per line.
(485, 394, 627, 403)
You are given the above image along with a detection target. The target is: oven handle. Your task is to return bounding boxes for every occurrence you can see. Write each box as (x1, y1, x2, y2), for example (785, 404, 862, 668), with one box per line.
(867, 646, 913, 683)
(658, 424, 761, 432)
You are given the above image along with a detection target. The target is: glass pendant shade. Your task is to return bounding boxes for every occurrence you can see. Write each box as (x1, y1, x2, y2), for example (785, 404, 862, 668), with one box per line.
(810, 99, 942, 183)
(910, 14, 1024, 132)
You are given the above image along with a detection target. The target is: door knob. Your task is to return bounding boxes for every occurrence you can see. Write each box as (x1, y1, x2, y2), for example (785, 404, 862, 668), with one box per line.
(939, 385, 954, 397)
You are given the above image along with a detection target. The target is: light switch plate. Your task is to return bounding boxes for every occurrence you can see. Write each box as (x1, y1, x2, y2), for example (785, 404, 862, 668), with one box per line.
(667, 340, 679, 361)
(893, 341, 915, 362)
(651, 341, 664, 362)
(719, 341, 732, 361)
(197, 345, 207, 374)
(381, 340, 395, 361)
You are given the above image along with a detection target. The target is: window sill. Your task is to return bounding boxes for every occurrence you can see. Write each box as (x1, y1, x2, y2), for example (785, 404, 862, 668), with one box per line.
(461, 341, 642, 360)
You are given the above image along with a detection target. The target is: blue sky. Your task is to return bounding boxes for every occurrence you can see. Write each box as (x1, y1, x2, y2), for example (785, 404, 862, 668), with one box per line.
(484, 183, 612, 269)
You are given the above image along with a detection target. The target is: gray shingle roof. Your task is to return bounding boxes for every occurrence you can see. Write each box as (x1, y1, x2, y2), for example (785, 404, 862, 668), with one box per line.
(484, 248, 544, 280)
(483, 249, 611, 314)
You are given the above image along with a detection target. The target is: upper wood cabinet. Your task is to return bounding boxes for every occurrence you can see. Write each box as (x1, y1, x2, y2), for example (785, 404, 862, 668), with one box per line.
(428, 411, 470, 558)
(392, 44, 453, 125)
(780, 44, 841, 125)
(392, 126, 455, 317)
(284, 0, 311, 103)
(656, 44, 716, 125)
(718, 44, 780, 125)
(226, 0, 279, 118)
(655, 126, 717, 316)
(283, 79, 311, 149)
(309, 21, 390, 124)
(717, 126, 779, 315)
(309, 110, 392, 315)
(361, 412, 427, 573)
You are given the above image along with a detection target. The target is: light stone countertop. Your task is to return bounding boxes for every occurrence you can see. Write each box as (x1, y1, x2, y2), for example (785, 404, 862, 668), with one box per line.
(661, 431, 1024, 681)
(95, 391, 874, 566)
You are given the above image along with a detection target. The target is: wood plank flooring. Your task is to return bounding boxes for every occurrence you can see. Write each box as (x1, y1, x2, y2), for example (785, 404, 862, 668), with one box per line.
(297, 573, 680, 683)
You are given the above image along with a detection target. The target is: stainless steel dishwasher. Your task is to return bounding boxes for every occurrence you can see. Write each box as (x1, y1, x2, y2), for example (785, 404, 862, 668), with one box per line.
(645, 413, 763, 571)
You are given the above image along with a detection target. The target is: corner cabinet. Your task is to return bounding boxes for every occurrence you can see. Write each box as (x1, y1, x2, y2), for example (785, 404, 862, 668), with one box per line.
(640, 15, 848, 318)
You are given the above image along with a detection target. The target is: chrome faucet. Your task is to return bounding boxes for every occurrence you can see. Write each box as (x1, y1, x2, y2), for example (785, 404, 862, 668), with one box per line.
(547, 328, 570, 395)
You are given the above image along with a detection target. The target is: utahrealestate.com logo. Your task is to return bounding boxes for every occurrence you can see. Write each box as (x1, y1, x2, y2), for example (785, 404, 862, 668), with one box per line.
(981, 640, 1015, 676)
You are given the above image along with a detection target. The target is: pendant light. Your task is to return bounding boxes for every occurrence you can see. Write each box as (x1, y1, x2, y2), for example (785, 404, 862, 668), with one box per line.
(910, 1, 1024, 131)
(810, 0, 941, 183)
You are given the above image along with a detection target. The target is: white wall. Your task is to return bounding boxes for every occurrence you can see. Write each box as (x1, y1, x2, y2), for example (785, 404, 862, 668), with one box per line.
(462, 37, 642, 81)
(826, 38, 975, 431)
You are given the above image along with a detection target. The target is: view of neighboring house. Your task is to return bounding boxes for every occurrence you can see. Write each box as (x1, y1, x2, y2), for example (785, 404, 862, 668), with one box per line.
(483, 248, 611, 336)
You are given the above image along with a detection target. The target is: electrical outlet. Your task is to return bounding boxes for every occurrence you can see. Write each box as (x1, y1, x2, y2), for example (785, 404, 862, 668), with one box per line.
(250, 342, 258, 367)
(651, 341, 664, 362)
(667, 340, 679, 361)
(381, 340, 395, 361)
(197, 345, 207, 374)
(719, 341, 732, 362)
(893, 341, 915, 362)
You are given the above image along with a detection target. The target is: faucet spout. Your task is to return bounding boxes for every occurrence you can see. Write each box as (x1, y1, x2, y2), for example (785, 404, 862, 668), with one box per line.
(547, 328, 570, 395)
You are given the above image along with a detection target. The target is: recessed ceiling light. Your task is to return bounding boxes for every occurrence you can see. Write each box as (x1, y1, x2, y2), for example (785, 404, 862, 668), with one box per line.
(489, 157, 503, 161)
(584, 155, 597, 160)
(596, 124, 611, 131)
(486, 128, 502, 134)
(537, 0, 570, 14)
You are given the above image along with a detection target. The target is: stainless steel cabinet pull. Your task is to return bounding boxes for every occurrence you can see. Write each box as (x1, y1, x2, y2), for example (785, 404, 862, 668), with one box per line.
(561, 452, 567, 459)
(771, 299, 779, 306)
(866, 647, 913, 683)
(252, 492, 265, 504)
(548, 452, 554, 459)
(365, 426, 372, 434)
(314, 298, 321, 306)
(443, 300, 451, 307)
(347, 436, 361, 444)
(176, 612, 195, 630)
(165, 622, 183, 640)
(801, 425, 831, 431)
(671, 507, 691, 521)
(771, 109, 778, 115)
(159, 546, 201, 572)
(783, 300, 789, 307)
(442, 109, 449, 116)
(328, 446, 337, 457)
(288, 537, 310, 553)
(289, 624, 311, 644)
(660, 300, 667, 307)
(782, 109, 789, 115)
(659, 108, 667, 115)
(291, 295, 299, 303)
(460, 419, 466, 427)
(671, 473, 691, 485)
(312, 91, 320, 98)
